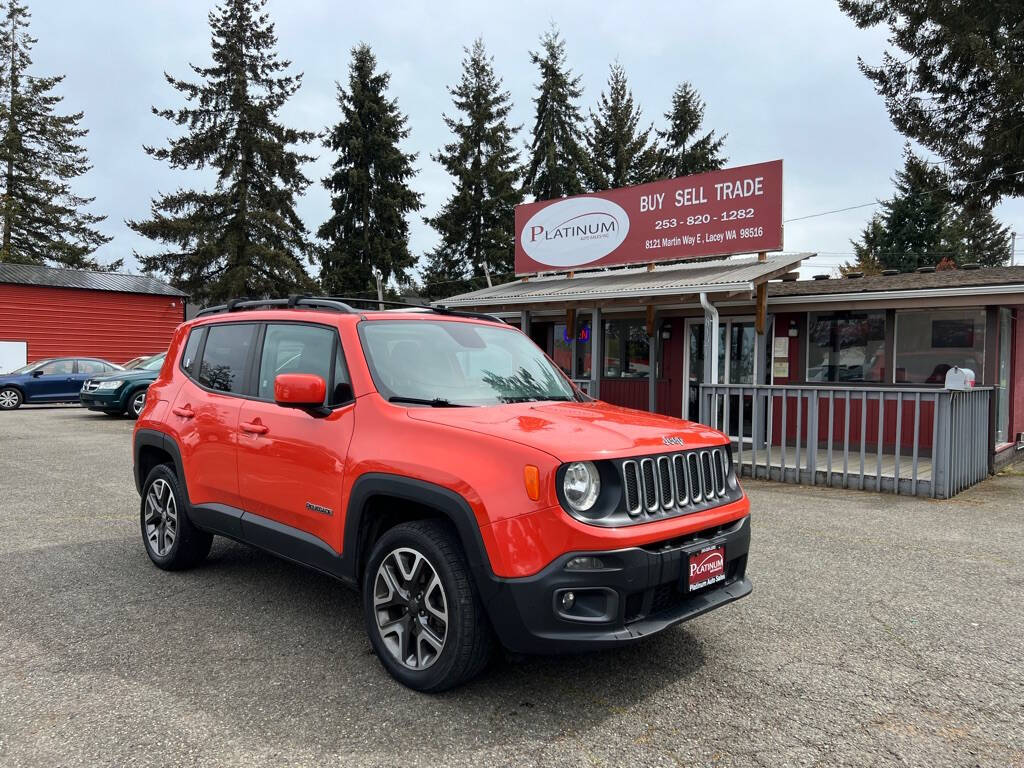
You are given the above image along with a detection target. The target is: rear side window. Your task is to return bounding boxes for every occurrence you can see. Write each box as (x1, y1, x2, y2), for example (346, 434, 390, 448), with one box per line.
(77, 360, 107, 374)
(257, 323, 336, 401)
(179, 328, 204, 375)
(198, 324, 257, 393)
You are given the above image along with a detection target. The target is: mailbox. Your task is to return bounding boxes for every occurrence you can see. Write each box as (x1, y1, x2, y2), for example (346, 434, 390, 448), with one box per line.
(944, 366, 976, 390)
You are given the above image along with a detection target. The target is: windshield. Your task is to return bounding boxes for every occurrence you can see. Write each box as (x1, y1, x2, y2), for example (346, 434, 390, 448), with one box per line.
(8, 361, 43, 374)
(139, 353, 166, 371)
(360, 320, 579, 406)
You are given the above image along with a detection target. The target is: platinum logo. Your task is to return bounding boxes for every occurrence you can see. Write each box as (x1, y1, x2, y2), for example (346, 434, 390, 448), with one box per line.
(520, 197, 630, 267)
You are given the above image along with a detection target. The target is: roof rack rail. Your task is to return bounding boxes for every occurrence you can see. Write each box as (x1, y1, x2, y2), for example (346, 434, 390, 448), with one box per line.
(195, 296, 358, 317)
(194, 294, 504, 323)
(325, 296, 503, 323)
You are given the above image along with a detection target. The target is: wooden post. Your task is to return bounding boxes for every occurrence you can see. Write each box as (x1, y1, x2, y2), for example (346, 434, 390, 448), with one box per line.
(755, 282, 768, 335)
(758, 251, 767, 263)
(645, 305, 656, 337)
(647, 306, 658, 413)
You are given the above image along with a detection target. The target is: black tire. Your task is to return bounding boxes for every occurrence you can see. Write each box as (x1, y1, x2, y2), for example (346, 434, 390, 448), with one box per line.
(140, 464, 213, 571)
(128, 388, 147, 418)
(363, 520, 493, 692)
(0, 386, 22, 410)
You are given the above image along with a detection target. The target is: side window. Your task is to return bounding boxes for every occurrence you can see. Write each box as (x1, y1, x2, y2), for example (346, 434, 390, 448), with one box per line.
(330, 340, 352, 406)
(180, 328, 205, 375)
(39, 360, 73, 375)
(77, 360, 105, 374)
(257, 323, 335, 401)
(198, 324, 257, 393)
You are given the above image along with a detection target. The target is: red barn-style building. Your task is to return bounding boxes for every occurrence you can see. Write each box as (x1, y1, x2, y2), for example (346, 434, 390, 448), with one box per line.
(0, 263, 186, 367)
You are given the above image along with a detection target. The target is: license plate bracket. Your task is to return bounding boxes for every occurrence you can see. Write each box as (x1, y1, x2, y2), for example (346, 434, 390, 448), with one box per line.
(686, 545, 725, 592)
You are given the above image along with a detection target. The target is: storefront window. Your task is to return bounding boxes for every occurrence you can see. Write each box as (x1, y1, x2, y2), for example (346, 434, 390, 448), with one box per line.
(603, 320, 650, 378)
(807, 311, 886, 382)
(996, 308, 1011, 443)
(552, 319, 592, 378)
(894, 308, 985, 384)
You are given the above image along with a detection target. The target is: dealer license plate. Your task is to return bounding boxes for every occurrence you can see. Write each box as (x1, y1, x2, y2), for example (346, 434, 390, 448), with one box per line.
(687, 545, 725, 592)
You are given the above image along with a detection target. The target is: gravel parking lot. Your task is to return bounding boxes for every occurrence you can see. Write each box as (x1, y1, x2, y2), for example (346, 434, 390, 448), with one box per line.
(1, 407, 1021, 767)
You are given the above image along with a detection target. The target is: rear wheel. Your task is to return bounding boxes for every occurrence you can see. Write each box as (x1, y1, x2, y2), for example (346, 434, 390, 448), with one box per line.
(363, 520, 492, 692)
(140, 464, 213, 570)
(129, 389, 147, 418)
(0, 387, 22, 410)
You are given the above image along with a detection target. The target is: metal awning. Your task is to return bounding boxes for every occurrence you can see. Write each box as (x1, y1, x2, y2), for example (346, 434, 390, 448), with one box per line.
(436, 252, 810, 310)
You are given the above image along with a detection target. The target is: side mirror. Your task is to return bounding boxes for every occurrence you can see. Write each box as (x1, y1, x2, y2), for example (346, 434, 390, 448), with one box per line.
(31, 369, 44, 378)
(274, 373, 326, 408)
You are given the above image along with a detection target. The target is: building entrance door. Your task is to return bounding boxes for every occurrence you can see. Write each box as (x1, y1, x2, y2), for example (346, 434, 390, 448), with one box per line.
(684, 318, 758, 435)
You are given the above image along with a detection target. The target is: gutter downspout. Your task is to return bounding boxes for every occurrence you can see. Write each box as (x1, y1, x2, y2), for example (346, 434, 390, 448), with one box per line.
(699, 292, 719, 426)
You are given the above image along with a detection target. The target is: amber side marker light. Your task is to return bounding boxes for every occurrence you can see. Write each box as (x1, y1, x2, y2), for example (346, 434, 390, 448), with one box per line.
(523, 465, 540, 501)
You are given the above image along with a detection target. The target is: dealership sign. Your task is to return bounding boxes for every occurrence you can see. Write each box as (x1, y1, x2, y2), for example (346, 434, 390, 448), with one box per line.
(515, 160, 783, 274)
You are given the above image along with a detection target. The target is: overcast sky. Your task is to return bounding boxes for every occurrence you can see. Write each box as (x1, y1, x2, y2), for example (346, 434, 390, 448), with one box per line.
(27, 0, 1024, 280)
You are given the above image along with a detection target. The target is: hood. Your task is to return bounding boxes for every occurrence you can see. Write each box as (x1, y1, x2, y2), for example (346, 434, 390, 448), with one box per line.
(89, 368, 156, 383)
(405, 399, 727, 462)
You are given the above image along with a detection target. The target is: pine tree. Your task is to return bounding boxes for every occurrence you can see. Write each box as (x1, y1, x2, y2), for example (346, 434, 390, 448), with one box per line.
(0, 0, 113, 269)
(846, 147, 1012, 273)
(656, 82, 726, 179)
(523, 27, 590, 200)
(586, 62, 657, 190)
(128, 0, 314, 303)
(318, 44, 422, 297)
(943, 198, 1012, 267)
(423, 39, 522, 301)
(839, 1, 1024, 201)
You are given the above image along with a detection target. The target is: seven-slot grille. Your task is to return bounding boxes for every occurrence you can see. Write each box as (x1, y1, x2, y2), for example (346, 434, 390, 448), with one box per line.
(622, 447, 729, 518)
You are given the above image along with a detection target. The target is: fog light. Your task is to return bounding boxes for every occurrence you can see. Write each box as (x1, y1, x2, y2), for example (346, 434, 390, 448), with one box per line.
(560, 591, 576, 610)
(565, 555, 605, 571)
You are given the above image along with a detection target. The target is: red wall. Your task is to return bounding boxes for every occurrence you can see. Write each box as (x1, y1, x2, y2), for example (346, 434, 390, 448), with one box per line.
(601, 378, 673, 415)
(1012, 306, 1024, 442)
(0, 283, 185, 365)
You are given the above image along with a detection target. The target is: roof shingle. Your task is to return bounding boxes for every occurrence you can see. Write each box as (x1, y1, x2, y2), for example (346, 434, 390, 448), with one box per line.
(0, 263, 186, 297)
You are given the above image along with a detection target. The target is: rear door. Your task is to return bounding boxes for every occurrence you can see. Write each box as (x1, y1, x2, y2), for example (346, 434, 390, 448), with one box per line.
(236, 322, 355, 552)
(169, 322, 258, 516)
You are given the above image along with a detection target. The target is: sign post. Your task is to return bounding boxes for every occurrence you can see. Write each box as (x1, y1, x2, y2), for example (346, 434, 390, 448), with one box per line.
(515, 160, 783, 275)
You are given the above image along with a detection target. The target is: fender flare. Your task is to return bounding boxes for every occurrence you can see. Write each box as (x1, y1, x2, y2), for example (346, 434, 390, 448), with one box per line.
(133, 428, 188, 503)
(341, 473, 496, 594)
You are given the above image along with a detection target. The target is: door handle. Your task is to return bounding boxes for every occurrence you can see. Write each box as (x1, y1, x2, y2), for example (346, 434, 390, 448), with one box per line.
(240, 420, 269, 435)
(172, 406, 194, 419)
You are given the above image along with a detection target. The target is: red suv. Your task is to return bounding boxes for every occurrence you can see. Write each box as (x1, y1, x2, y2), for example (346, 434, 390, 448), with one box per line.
(133, 297, 751, 691)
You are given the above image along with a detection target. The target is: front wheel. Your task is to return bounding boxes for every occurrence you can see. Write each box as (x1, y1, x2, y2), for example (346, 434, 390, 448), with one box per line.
(0, 387, 22, 410)
(363, 520, 492, 692)
(129, 389, 147, 418)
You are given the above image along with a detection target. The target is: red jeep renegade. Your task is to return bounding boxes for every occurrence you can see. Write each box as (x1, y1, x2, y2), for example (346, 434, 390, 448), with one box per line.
(133, 296, 751, 691)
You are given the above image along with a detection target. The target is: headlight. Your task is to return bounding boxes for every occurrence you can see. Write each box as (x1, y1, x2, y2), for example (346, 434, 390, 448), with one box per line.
(95, 380, 124, 390)
(562, 461, 601, 512)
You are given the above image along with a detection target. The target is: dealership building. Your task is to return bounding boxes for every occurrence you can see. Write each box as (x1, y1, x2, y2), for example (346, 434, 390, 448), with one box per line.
(440, 163, 1024, 498)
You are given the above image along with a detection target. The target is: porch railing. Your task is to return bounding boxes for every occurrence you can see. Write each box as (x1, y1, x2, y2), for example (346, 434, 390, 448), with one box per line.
(699, 384, 992, 498)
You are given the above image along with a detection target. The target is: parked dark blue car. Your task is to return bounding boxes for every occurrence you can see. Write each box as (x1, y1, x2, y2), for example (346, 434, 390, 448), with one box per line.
(0, 357, 123, 410)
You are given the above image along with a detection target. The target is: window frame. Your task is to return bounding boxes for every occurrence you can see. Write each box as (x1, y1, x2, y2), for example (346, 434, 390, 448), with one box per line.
(251, 320, 353, 409)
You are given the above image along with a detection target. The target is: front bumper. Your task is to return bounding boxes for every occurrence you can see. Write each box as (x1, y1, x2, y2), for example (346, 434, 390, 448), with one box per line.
(481, 515, 751, 654)
(80, 389, 126, 412)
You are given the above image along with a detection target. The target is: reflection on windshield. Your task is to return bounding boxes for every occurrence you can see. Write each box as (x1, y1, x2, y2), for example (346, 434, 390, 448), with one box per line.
(140, 354, 166, 371)
(361, 321, 578, 406)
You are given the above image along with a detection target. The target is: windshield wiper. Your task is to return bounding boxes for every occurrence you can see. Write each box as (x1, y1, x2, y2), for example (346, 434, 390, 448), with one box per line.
(500, 395, 576, 403)
(388, 396, 468, 408)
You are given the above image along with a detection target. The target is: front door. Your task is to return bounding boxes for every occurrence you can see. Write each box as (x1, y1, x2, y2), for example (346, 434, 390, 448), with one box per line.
(27, 359, 76, 400)
(684, 318, 758, 437)
(236, 322, 355, 552)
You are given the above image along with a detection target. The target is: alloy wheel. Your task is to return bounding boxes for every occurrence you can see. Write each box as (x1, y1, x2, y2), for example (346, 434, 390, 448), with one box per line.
(144, 478, 178, 557)
(131, 391, 146, 417)
(0, 389, 19, 409)
(373, 547, 448, 670)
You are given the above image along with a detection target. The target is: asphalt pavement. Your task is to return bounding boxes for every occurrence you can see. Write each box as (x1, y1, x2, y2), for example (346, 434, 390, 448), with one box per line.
(1, 406, 1021, 767)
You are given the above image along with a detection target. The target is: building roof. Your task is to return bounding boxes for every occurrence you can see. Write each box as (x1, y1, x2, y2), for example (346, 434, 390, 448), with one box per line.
(438, 252, 810, 308)
(0, 262, 186, 297)
(768, 265, 1024, 298)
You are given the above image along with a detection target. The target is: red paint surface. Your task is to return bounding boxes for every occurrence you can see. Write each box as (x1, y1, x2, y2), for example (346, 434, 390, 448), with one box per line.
(138, 310, 747, 578)
(514, 160, 783, 274)
(599, 378, 674, 416)
(1011, 306, 1024, 441)
(0, 283, 184, 364)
